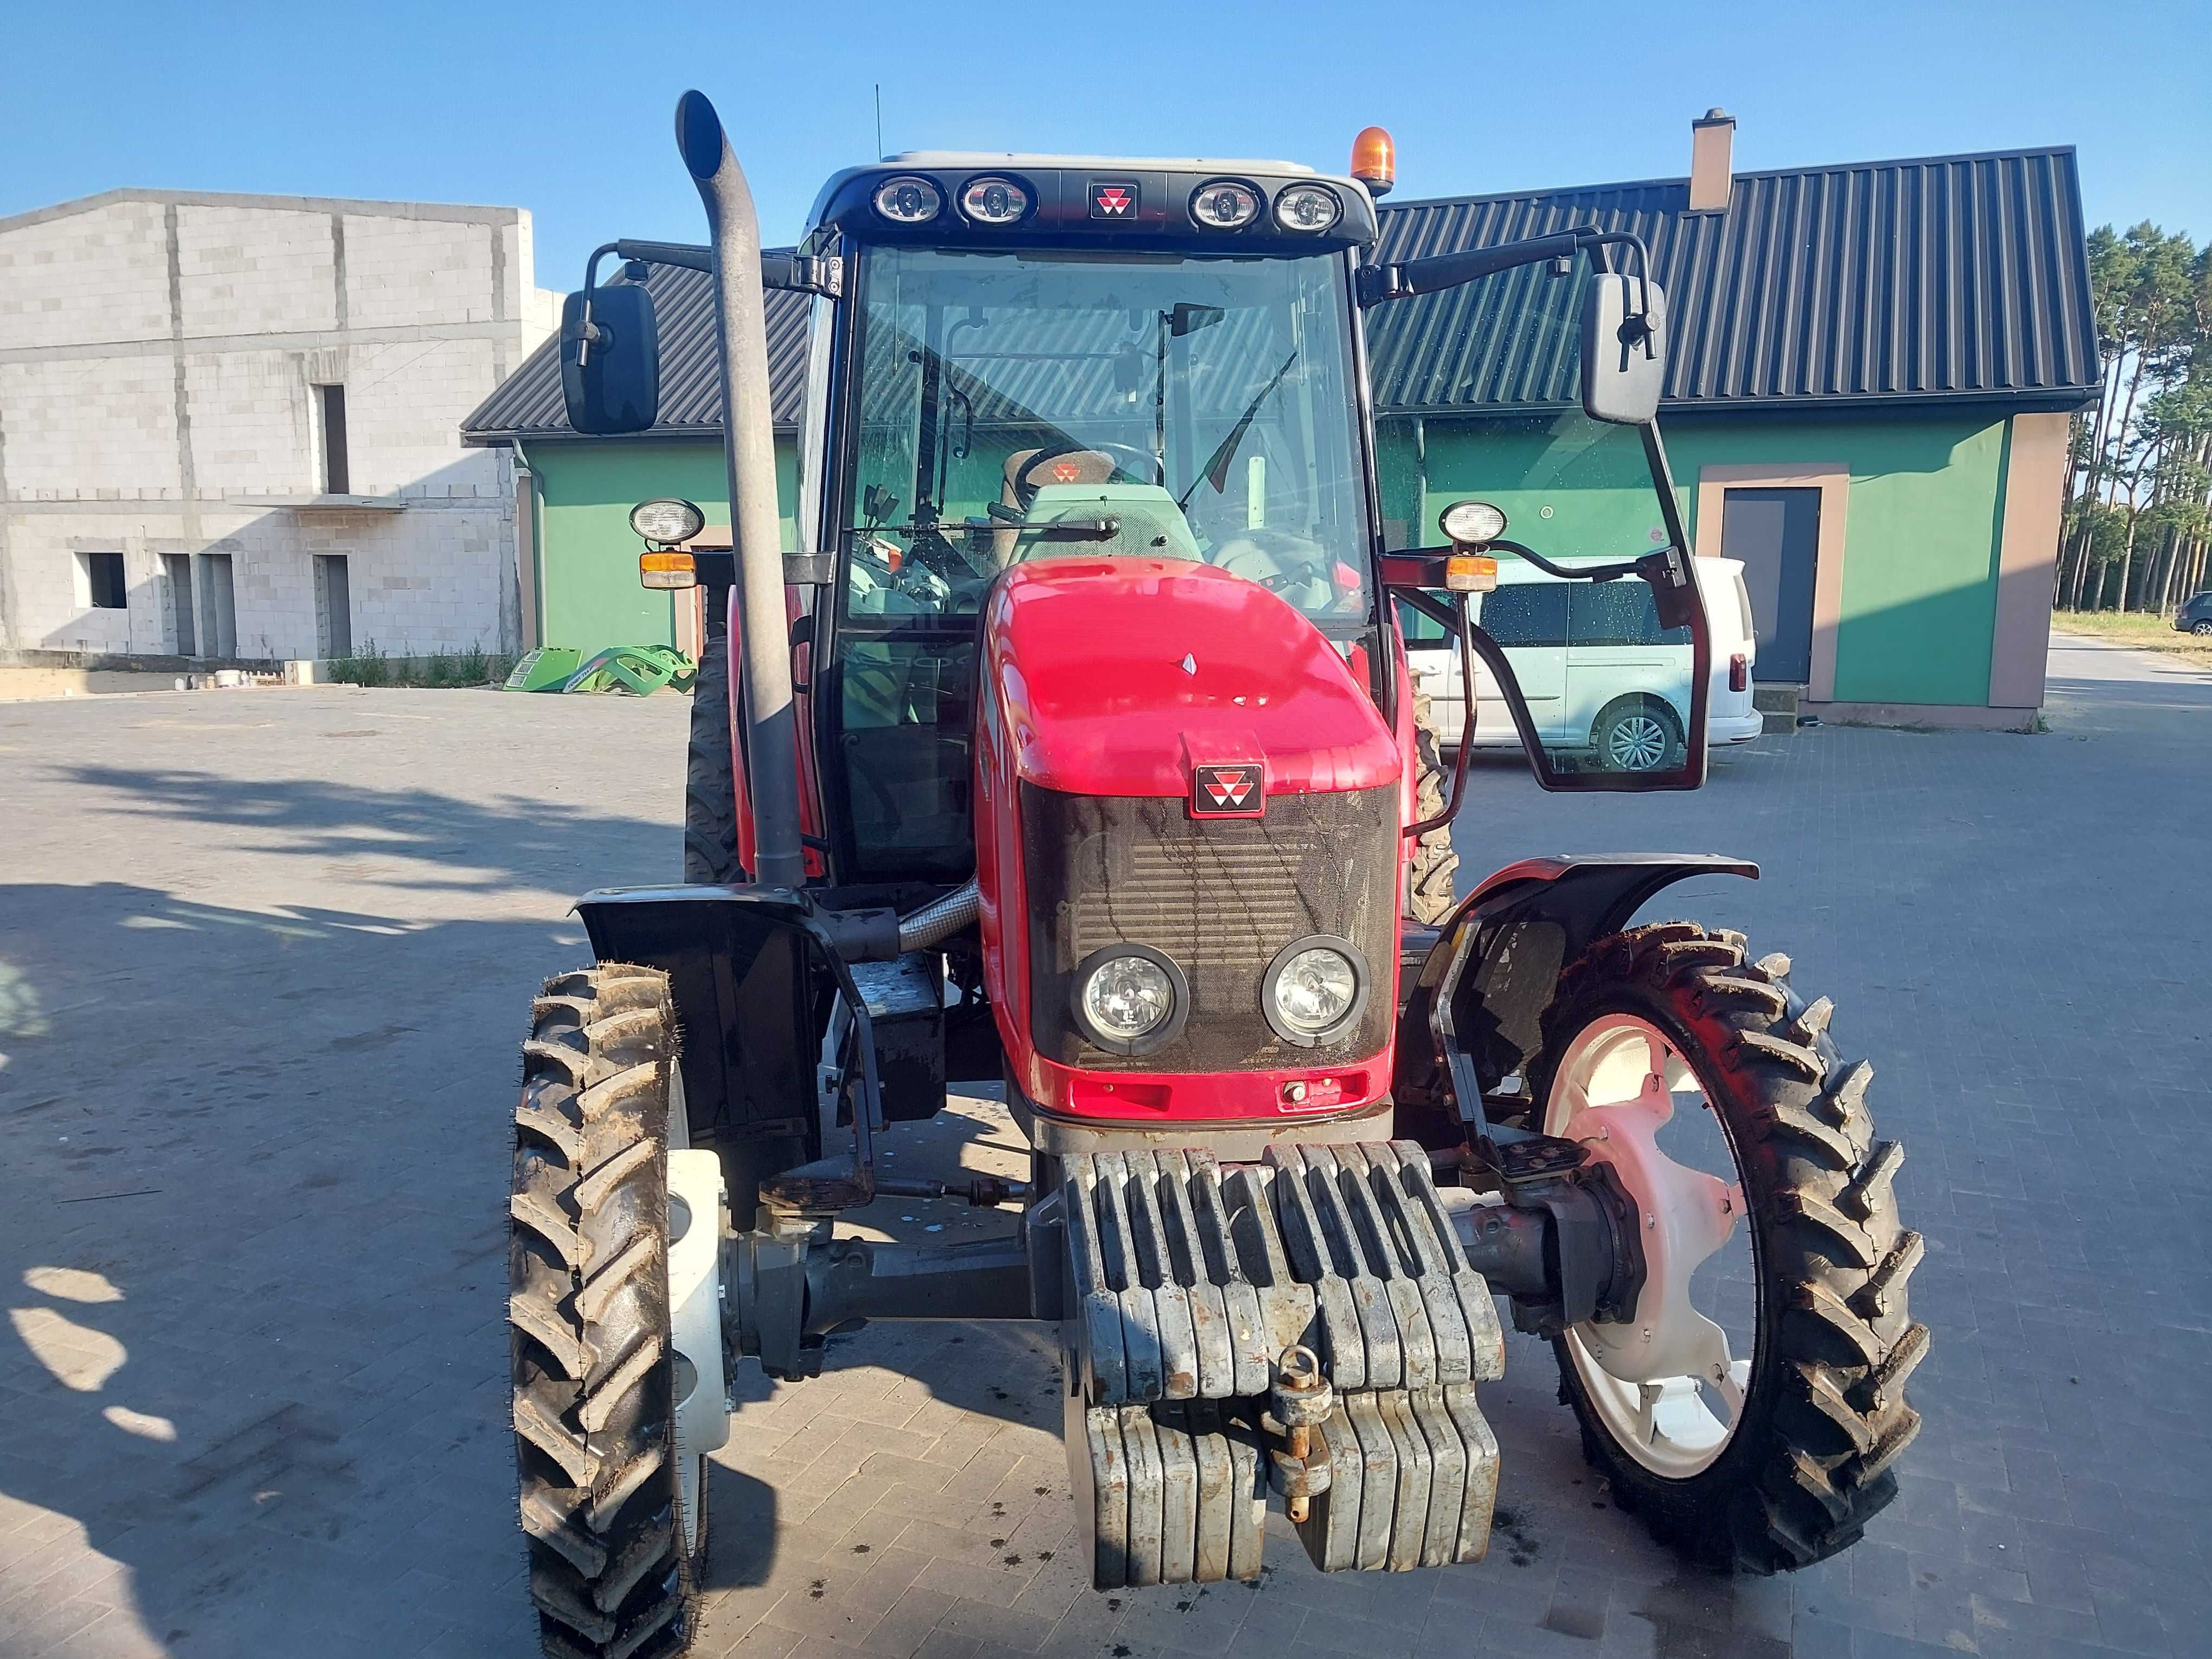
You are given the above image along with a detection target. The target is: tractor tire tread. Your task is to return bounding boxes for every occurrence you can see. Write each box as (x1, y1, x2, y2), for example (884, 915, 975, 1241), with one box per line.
(509, 964, 700, 1659)
(684, 617, 745, 884)
(1538, 922, 1927, 1576)
(1406, 692, 1460, 926)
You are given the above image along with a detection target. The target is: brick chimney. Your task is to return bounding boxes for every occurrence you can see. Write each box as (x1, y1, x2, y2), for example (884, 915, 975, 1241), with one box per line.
(1689, 108, 1735, 214)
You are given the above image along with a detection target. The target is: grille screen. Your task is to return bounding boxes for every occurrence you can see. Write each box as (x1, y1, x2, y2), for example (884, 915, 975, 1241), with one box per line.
(1022, 783, 1397, 1072)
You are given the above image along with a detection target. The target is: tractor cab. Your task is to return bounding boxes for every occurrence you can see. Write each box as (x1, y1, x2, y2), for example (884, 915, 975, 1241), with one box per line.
(570, 147, 1710, 889)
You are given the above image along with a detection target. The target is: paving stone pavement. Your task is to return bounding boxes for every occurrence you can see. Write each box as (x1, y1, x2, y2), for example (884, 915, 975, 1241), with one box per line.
(0, 633, 2205, 1659)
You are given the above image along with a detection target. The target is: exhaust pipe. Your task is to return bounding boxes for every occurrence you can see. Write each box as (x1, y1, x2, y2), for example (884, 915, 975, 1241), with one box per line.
(676, 91, 806, 890)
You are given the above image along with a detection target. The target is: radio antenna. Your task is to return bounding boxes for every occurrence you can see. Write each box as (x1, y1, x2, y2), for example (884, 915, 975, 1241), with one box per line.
(874, 85, 884, 160)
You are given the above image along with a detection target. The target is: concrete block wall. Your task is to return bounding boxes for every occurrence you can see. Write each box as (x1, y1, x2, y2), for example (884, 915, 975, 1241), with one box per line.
(0, 189, 560, 658)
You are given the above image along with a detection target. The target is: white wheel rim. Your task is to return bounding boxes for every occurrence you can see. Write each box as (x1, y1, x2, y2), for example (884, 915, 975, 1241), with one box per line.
(1546, 1013, 1753, 1478)
(1608, 715, 1669, 770)
(665, 1064, 706, 1556)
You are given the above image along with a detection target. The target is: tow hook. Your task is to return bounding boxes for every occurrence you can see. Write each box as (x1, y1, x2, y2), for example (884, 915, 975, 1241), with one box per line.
(1268, 1345, 1334, 1524)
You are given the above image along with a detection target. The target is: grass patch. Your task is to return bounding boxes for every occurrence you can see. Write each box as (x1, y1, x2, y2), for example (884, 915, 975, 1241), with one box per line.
(2053, 610, 2212, 665)
(326, 640, 515, 689)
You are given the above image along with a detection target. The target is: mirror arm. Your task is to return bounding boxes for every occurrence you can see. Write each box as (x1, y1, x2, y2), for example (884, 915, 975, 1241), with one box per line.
(1361, 225, 1658, 338)
(594, 239, 845, 296)
(573, 242, 626, 367)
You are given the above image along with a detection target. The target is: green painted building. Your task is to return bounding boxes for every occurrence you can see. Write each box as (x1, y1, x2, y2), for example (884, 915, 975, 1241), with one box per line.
(464, 124, 2096, 728)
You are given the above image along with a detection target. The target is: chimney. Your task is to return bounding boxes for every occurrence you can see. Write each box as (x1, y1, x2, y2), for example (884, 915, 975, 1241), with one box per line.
(1689, 108, 1735, 214)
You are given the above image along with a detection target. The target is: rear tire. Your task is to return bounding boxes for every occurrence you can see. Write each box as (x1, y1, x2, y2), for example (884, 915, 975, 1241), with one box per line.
(1532, 923, 1926, 1573)
(2192, 619, 2212, 636)
(1407, 692, 1460, 925)
(685, 607, 744, 884)
(510, 966, 706, 1659)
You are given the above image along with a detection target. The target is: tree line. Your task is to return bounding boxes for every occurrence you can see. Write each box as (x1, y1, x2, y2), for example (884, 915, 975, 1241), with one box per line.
(2056, 223, 2212, 614)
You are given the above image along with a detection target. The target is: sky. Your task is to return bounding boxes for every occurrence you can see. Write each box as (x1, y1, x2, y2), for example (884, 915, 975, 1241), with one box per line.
(4, 0, 2208, 292)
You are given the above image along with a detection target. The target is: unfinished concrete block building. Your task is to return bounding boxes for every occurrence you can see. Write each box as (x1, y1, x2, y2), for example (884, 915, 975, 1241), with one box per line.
(0, 189, 558, 664)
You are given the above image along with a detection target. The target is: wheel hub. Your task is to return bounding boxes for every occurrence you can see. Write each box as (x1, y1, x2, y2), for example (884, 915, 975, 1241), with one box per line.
(1549, 1015, 1752, 1475)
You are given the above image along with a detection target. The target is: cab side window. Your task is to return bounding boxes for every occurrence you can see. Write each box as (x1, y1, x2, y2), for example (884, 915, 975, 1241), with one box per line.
(1476, 583, 1568, 647)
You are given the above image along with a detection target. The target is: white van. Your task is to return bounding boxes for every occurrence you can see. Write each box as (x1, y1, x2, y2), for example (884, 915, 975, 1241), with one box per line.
(1403, 555, 1762, 770)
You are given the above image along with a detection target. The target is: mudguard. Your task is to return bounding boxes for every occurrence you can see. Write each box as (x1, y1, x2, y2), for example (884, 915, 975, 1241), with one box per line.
(1394, 855, 1758, 1131)
(576, 884, 883, 1223)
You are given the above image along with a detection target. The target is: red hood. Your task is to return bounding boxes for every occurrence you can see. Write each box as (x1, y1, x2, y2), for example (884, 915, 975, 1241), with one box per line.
(983, 559, 1400, 798)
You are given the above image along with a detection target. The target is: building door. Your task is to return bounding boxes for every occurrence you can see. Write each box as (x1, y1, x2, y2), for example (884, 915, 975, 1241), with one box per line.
(1719, 487, 1819, 684)
(162, 555, 196, 655)
(315, 555, 353, 658)
(198, 553, 237, 659)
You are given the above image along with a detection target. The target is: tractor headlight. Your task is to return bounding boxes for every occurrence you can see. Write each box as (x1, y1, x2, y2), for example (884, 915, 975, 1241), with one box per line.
(1191, 180, 1261, 230)
(960, 176, 1030, 225)
(873, 176, 943, 225)
(1272, 183, 1342, 234)
(630, 497, 706, 545)
(1072, 946, 1188, 1055)
(1262, 937, 1368, 1046)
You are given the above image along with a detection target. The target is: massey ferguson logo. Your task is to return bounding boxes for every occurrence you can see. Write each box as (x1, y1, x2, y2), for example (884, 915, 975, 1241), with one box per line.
(1051, 460, 1082, 481)
(1193, 763, 1265, 818)
(1090, 181, 1137, 219)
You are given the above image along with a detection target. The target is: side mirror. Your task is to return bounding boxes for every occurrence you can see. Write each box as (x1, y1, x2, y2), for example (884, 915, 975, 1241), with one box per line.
(1170, 302, 1226, 338)
(561, 282, 660, 435)
(1580, 273, 1667, 425)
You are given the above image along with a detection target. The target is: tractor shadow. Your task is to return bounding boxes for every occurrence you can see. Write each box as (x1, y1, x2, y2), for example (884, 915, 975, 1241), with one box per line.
(0, 880, 645, 1657)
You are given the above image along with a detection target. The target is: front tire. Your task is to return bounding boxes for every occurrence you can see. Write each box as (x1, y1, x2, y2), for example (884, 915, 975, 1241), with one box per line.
(510, 966, 706, 1658)
(1531, 923, 1926, 1572)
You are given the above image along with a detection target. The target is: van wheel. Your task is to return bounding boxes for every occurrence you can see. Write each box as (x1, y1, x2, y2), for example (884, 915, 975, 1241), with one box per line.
(1594, 698, 1682, 773)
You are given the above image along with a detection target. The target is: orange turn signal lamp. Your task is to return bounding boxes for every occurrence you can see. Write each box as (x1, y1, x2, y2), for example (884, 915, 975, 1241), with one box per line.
(639, 549, 697, 590)
(1351, 126, 1395, 197)
(1444, 554, 1497, 593)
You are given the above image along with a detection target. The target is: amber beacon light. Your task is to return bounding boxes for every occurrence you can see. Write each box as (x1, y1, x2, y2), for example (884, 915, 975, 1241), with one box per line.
(1350, 126, 1396, 196)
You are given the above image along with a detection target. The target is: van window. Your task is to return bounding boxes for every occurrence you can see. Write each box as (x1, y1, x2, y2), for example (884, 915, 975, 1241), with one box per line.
(1568, 581, 1689, 647)
(1396, 596, 1449, 645)
(1477, 583, 1567, 647)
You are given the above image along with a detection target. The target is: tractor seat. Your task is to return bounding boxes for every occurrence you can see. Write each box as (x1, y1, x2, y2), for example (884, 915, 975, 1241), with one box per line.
(993, 448, 1119, 563)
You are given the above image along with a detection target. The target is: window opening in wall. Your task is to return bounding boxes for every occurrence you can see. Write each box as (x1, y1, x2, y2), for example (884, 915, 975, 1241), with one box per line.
(314, 554, 353, 658)
(198, 553, 237, 659)
(162, 554, 197, 655)
(316, 384, 351, 496)
(77, 551, 128, 610)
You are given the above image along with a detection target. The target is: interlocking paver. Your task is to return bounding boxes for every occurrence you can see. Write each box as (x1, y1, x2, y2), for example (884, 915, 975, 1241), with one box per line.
(1, 634, 2206, 1657)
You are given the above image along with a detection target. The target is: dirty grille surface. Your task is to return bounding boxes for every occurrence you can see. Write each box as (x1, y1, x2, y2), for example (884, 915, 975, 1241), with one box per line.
(1022, 783, 1397, 1071)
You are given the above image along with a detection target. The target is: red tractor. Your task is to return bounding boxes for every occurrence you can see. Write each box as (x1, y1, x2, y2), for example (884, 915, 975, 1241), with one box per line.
(511, 93, 1925, 1658)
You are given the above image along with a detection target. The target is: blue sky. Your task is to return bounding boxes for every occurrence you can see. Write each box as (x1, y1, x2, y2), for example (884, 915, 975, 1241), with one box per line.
(4, 0, 2206, 289)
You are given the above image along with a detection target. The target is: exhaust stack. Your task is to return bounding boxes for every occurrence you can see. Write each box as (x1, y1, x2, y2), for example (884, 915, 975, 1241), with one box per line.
(676, 91, 807, 890)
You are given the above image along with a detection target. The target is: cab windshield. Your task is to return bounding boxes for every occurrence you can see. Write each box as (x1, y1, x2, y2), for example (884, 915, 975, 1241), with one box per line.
(841, 245, 1371, 622)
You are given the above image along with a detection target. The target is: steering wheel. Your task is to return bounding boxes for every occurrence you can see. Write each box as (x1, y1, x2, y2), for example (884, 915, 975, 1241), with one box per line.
(1012, 441, 1165, 512)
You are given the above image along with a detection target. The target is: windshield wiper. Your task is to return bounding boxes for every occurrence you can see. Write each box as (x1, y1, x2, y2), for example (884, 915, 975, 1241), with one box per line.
(1180, 351, 1297, 509)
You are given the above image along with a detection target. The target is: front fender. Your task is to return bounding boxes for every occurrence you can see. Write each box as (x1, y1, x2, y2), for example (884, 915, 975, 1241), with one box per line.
(1397, 855, 1758, 1130)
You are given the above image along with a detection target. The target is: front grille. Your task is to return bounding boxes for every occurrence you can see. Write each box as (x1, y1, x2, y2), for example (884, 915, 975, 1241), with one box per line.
(1022, 783, 1397, 1072)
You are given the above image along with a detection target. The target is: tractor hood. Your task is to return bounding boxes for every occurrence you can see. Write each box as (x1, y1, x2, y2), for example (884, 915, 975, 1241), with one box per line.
(981, 559, 1400, 800)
